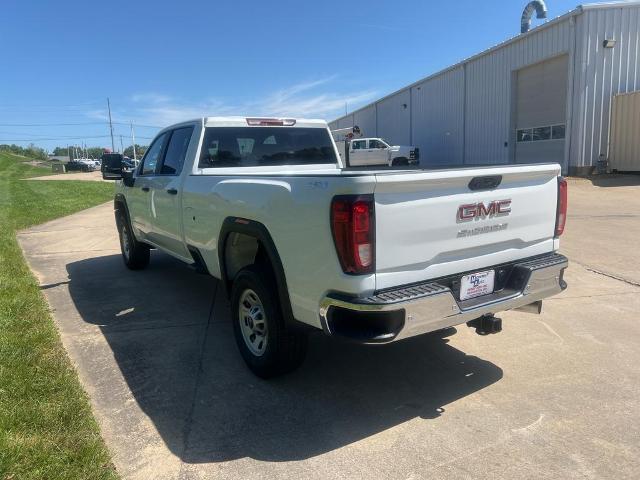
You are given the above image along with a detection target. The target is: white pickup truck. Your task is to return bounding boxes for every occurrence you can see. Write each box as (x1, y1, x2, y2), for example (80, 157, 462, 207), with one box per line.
(102, 116, 568, 378)
(335, 137, 419, 167)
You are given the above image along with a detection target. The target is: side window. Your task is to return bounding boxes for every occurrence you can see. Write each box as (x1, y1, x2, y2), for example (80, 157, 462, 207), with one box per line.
(140, 133, 168, 175)
(352, 140, 365, 150)
(160, 127, 194, 175)
(369, 140, 386, 149)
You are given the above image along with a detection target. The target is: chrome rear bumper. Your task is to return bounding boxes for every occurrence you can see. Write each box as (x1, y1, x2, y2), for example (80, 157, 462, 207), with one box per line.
(319, 253, 568, 344)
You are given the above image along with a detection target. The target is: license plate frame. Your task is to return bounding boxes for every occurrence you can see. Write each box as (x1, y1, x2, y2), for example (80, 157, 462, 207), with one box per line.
(460, 270, 496, 301)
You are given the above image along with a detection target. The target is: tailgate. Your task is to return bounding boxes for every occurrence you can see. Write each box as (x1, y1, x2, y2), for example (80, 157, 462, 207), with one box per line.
(374, 164, 560, 290)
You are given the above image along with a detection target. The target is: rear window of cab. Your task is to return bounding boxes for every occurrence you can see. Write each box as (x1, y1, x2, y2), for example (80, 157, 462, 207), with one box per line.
(198, 127, 337, 168)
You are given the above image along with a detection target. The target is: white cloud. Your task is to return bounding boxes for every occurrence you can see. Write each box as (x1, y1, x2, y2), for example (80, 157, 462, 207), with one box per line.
(88, 77, 377, 129)
(130, 93, 172, 104)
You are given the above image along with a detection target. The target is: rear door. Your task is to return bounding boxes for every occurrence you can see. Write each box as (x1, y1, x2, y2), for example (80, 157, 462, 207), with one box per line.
(373, 164, 560, 290)
(145, 126, 194, 259)
(349, 139, 368, 166)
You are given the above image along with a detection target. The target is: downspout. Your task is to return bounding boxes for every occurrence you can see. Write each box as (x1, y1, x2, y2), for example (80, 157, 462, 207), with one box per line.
(521, 1, 548, 34)
(564, 15, 578, 176)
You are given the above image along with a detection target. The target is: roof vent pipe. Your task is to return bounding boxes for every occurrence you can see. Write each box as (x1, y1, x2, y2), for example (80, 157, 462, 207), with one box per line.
(521, 0, 548, 34)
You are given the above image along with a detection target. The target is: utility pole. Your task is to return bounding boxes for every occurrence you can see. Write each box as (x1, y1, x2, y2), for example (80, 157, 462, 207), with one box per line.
(130, 121, 137, 160)
(119, 135, 124, 154)
(107, 97, 115, 152)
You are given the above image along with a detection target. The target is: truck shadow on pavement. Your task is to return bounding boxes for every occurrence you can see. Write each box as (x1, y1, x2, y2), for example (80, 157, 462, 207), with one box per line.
(66, 252, 503, 464)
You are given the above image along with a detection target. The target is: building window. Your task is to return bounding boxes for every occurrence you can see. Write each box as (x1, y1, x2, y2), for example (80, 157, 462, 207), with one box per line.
(533, 126, 551, 141)
(518, 124, 566, 142)
(552, 124, 566, 139)
(517, 129, 533, 142)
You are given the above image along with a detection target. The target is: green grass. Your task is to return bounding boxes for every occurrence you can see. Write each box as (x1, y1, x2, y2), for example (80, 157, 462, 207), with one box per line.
(0, 152, 118, 480)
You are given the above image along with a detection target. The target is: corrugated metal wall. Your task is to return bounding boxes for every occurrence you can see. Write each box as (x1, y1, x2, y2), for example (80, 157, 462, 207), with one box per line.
(335, 114, 355, 130)
(570, 5, 640, 169)
(411, 67, 465, 165)
(353, 105, 376, 138)
(465, 20, 571, 165)
(376, 89, 411, 145)
(330, 3, 640, 171)
(609, 90, 640, 170)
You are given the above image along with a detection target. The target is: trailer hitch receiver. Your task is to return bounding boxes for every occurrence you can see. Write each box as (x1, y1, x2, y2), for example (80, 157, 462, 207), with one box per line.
(467, 315, 502, 335)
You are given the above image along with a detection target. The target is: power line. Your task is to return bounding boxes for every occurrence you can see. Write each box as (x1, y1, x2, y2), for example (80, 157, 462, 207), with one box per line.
(0, 101, 103, 108)
(0, 135, 113, 142)
(107, 98, 115, 151)
(0, 134, 154, 143)
(0, 122, 109, 126)
(0, 121, 161, 128)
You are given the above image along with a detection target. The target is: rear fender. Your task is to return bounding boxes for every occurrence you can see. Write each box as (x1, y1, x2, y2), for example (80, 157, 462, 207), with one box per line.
(217, 217, 299, 328)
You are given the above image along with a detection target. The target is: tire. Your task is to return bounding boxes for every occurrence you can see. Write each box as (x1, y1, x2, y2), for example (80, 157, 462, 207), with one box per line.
(392, 157, 409, 166)
(115, 209, 150, 270)
(231, 264, 307, 378)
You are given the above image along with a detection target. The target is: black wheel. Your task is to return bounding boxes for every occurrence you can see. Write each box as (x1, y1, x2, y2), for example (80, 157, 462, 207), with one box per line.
(231, 265, 307, 378)
(392, 157, 409, 166)
(115, 210, 150, 270)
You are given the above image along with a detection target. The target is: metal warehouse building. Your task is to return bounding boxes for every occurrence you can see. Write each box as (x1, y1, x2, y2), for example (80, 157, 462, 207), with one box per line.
(329, 1, 640, 175)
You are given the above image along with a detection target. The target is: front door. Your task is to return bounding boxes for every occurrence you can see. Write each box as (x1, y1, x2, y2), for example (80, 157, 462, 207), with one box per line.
(367, 139, 389, 165)
(128, 132, 169, 239)
(146, 126, 194, 259)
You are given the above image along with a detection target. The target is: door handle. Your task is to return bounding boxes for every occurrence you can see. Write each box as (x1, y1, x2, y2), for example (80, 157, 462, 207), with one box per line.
(141, 186, 150, 192)
(167, 188, 178, 195)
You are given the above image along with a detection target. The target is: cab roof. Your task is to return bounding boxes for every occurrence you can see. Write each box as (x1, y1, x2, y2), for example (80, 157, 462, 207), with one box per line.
(202, 117, 328, 128)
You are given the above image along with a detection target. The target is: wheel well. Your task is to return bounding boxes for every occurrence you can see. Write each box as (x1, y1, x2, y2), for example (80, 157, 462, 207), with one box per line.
(223, 232, 271, 288)
(218, 220, 301, 329)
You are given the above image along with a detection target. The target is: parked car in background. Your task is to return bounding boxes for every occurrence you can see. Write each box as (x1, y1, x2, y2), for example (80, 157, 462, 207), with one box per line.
(101, 153, 138, 175)
(122, 157, 139, 171)
(66, 158, 96, 172)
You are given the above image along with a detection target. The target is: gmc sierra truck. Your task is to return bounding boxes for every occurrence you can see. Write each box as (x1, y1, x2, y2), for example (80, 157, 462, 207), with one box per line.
(102, 116, 568, 378)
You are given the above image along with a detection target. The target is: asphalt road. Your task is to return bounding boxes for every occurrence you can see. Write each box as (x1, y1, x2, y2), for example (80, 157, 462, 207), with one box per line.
(17, 176, 640, 479)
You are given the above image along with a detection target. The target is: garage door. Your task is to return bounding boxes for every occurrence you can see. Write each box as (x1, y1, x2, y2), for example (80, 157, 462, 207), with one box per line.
(609, 91, 640, 171)
(515, 55, 568, 165)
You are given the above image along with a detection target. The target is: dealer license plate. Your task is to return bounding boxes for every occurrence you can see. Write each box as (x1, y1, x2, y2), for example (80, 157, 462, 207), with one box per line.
(460, 270, 495, 301)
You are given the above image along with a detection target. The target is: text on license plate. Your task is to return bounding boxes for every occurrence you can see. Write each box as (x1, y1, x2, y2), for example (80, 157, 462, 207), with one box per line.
(460, 270, 495, 301)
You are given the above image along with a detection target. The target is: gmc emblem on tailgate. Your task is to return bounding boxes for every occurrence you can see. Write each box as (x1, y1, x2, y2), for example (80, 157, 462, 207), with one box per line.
(457, 199, 512, 222)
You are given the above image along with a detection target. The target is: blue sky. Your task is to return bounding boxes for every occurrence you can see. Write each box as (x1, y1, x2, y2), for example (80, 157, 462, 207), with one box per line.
(0, 0, 588, 151)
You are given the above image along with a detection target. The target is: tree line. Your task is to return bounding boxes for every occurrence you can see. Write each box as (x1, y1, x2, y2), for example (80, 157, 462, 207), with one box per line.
(0, 143, 148, 161)
(0, 144, 49, 160)
(51, 144, 148, 160)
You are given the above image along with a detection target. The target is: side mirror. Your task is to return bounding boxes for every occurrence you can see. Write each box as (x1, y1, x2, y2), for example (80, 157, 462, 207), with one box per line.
(101, 154, 123, 180)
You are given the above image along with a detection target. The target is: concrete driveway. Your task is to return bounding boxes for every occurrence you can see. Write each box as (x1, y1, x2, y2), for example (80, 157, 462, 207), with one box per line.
(17, 176, 640, 479)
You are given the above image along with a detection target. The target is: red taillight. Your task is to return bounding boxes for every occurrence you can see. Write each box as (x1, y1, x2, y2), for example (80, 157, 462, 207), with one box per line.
(331, 195, 375, 274)
(555, 177, 568, 237)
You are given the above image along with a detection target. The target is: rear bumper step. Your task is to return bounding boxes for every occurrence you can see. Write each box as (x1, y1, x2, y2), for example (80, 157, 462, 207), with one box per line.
(319, 253, 568, 344)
